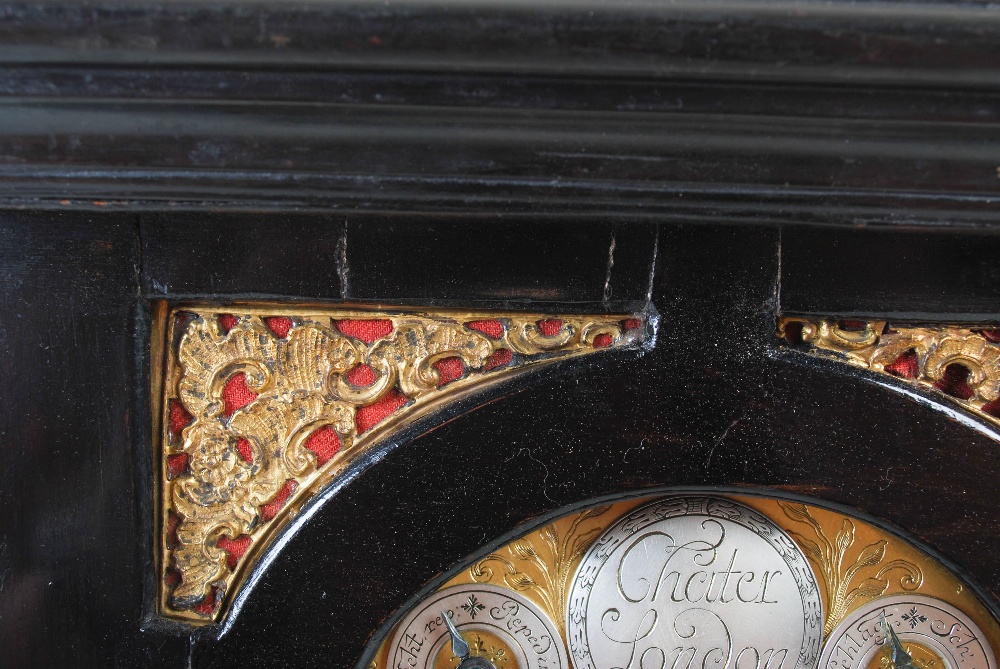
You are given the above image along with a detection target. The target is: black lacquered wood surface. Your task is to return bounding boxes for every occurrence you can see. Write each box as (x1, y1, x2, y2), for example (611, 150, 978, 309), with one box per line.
(191, 225, 1000, 668)
(5, 217, 1000, 667)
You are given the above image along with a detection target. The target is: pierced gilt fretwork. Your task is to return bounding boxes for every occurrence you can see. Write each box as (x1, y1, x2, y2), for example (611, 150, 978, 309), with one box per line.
(157, 306, 648, 624)
(778, 318, 1000, 429)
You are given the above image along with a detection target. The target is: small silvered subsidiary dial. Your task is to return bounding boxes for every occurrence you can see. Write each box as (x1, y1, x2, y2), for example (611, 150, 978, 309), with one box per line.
(567, 496, 824, 669)
(385, 584, 569, 669)
(821, 595, 997, 669)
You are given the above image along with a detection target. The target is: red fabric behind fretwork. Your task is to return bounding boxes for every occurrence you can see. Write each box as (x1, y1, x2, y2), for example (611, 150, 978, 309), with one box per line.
(356, 390, 409, 433)
(336, 319, 394, 344)
(222, 373, 258, 416)
(303, 426, 342, 465)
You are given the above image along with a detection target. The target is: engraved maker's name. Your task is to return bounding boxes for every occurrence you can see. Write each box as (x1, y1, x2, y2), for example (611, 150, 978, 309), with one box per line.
(636, 547, 782, 606)
(618, 521, 783, 606)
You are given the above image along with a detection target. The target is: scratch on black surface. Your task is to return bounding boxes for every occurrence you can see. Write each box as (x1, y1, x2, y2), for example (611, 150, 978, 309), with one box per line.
(647, 224, 660, 303)
(506, 447, 555, 503)
(0, 539, 8, 593)
(133, 213, 143, 299)
(336, 222, 350, 299)
(603, 228, 616, 306)
(706, 417, 740, 468)
(774, 226, 782, 312)
(880, 466, 895, 492)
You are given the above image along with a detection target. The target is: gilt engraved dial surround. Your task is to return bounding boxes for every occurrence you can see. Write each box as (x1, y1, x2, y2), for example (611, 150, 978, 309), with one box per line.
(368, 492, 1000, 669)
(566, 496, 824, 669)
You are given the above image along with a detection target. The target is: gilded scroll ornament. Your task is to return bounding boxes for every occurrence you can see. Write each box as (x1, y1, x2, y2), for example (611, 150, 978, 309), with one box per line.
(156, 306, 649, 624)
(778, 318, 1000, 428)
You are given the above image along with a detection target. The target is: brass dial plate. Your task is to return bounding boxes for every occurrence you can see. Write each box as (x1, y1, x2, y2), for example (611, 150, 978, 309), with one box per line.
(367, 492, 1000, 669)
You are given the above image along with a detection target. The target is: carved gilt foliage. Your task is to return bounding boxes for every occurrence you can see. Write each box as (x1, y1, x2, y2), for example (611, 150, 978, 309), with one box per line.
(159, 307, 648, 623)
(779, 318, 1000, 429)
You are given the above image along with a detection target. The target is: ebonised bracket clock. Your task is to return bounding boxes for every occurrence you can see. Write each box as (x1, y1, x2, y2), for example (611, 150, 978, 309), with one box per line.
(0, 2, 999, 668)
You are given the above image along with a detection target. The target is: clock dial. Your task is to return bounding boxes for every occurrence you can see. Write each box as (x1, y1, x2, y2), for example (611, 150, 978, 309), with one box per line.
(385, 584, 569, 669)
(366, 492, 1000, 669)
(566, 496, 823, 669)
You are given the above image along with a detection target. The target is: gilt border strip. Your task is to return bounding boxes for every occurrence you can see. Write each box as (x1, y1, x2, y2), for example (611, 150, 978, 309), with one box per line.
(156, 304, 650, 625)
(778, 317, 1000, 429)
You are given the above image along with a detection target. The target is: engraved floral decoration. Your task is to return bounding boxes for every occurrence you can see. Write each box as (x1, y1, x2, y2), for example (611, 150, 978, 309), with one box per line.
(778, 501, 922, 638)
(779, 318, 1000, 429)
(461, 594, 486, 619)
(469, 504, 613, 634)
(159, 308, 648, 624)
(901, 606, 928, 629)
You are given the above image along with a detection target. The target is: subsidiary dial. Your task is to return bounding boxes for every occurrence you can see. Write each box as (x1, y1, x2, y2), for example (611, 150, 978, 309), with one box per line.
(385, 584, 569, 669)
(821, 595, 997, 669)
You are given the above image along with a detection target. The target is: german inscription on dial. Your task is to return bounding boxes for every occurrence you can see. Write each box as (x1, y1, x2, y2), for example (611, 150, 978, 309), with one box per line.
(820, 595, 997, 669)
(386, 584, 569, 669)
(567, 496, 823, 669)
